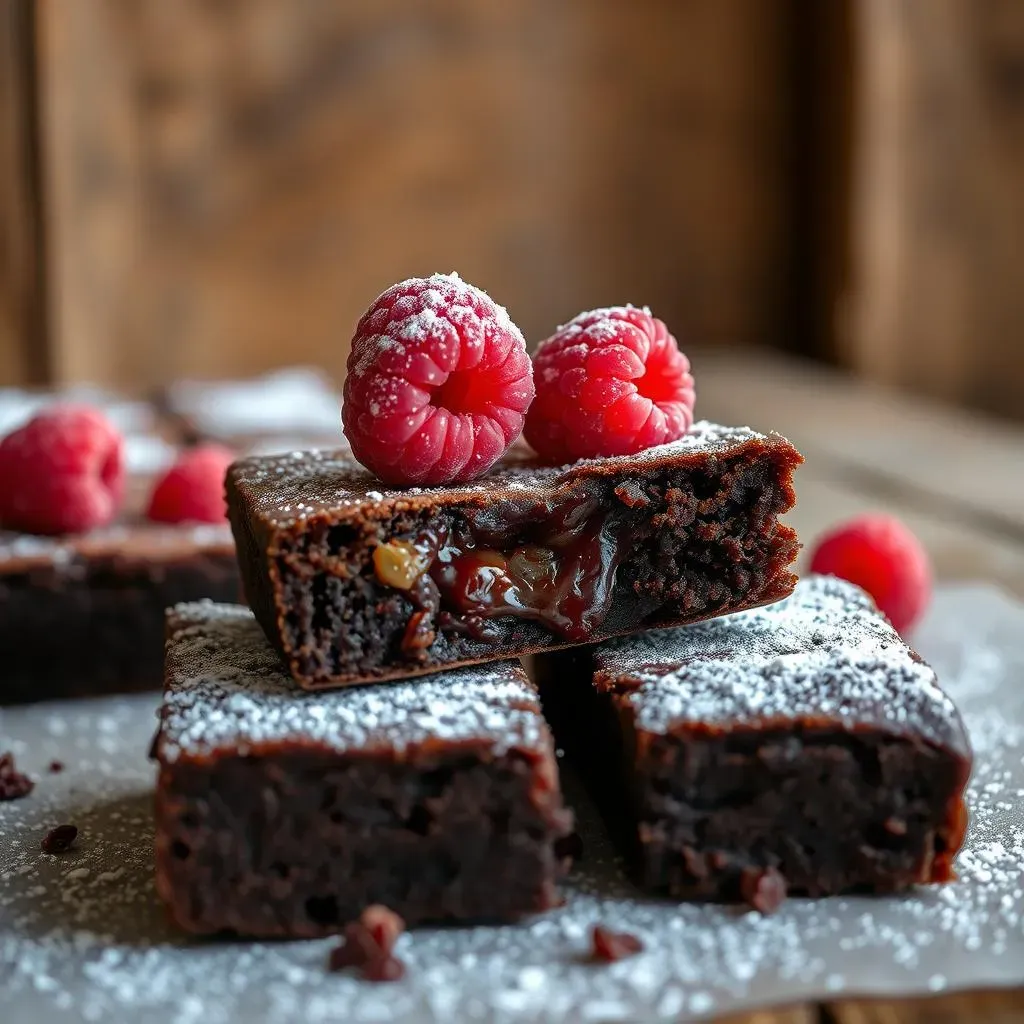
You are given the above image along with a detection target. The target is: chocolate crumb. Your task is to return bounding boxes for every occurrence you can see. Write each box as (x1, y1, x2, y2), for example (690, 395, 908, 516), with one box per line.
(0, 751, 34, 801)
(590, 925, 644, 962)
(740, 866, 788, 914)
(329, 905, 407, 977)
(47, 760, 65, 773)
(361, 955, 406, 983)
(328, 926, 377, 971)
(555, 831, 584, 864)
(41, 823, 78, 854)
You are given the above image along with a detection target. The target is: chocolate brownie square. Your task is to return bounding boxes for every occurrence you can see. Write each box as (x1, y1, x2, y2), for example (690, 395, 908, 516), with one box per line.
(537, 575, 972, 900)
(227, 422, 802, 688)
(154, 601, 573, 936)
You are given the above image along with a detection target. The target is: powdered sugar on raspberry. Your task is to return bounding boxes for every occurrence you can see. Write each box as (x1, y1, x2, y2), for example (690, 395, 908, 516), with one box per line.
(1, 585, 1024, 1021)
(525, 305, 696, 463)
(342, 273, 534, 486)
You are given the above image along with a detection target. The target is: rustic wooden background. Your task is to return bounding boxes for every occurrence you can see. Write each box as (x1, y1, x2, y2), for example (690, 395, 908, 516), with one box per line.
(1, 0, 1023, 415)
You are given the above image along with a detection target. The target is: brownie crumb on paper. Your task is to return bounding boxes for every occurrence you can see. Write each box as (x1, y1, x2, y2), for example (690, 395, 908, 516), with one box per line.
(40, 824, 78, 855)
(590, 925, 644, 962)
(0, 751, 33, 801)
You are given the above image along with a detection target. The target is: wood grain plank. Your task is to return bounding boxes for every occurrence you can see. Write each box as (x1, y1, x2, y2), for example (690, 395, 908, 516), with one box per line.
(825, 988, 1024, 1023)
(715, 1007, 819, 1024)
(0, 0, 45, 384)
(842, 0, 1024, 422)
(34, 0, 794, 389)
(35, 0, 142, 387)
(788, 474, 1024, 599)
(695, 349, 1024, 537)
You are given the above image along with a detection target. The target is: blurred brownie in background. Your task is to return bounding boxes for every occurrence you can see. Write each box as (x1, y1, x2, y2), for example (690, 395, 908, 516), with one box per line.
(163, 366, 345, 455)
(0, 388, 239, 704)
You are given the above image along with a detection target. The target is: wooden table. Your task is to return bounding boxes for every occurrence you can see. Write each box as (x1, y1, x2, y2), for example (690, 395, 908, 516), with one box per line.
(697, 349, 1024, 1023)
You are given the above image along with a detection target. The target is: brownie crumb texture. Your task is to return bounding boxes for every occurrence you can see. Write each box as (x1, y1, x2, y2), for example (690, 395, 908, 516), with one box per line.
(41, 824, 78, 855)
(591, 925, 644, 962)
(0, 752, 33, 801)
(226, 421, 801, 686)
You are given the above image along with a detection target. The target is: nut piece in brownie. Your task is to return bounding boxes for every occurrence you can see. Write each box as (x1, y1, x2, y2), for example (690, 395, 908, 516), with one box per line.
(537, 575, 972, 900)
(226, 421, 802, 688)
(154, 601, 573, 936)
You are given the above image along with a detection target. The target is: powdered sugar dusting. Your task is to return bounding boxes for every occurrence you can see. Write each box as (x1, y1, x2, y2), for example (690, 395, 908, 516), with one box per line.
(597, 576, 967, 754)
(159, 602, 547, 762)
(231, 420, 785, 527)
(2, 584, 1022, 1022)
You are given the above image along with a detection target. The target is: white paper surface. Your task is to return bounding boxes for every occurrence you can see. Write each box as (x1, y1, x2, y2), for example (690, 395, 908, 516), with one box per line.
(1, 584, 1022, 1023)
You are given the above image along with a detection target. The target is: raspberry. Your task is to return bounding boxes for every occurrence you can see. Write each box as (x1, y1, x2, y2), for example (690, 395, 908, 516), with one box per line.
(342, 273, 534, 486)
(524, 305, 695, 463)
(147, 444, 234, 524)
(0, 406, 124, 535)
(808, 513, 932, 634)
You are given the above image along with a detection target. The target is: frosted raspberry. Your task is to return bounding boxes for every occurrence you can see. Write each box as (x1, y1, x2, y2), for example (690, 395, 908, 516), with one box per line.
(147, 444, 234, 524)
(0, 406, 125, 535)
(342, 273, 534, 486)
(809, 514, 932, 634)
(524, 305, 696, 463)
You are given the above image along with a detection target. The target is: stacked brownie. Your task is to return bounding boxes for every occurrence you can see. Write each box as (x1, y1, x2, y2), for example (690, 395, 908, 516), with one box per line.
(150, 276, 970, 936)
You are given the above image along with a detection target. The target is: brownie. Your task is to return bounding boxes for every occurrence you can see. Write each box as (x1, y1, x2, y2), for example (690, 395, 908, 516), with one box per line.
(536, 575, 972, 899)
(0, 524, 240, 703)
(226, 421, 802, 688)
(154, 601, 572, 936)
(164, 366, 344, 450)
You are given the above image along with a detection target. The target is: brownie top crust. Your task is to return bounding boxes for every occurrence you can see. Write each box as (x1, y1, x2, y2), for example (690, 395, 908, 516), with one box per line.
(228, 421, 797, 529)
(0, 522, 234, 572)
(593, 575, 971, 755)
(160, 601, 549, 763)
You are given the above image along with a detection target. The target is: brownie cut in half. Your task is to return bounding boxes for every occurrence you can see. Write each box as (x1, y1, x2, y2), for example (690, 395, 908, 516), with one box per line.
(536, 575, 972, 899)
(154, 601, 573, 936)
(226, 421, 802, 688)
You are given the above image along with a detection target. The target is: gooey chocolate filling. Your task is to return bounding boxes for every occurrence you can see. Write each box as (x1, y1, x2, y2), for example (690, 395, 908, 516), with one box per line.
(373, 492, 644, 650)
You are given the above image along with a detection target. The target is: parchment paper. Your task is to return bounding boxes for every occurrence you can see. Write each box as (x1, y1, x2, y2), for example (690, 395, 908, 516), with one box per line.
(2, 584, 1022, 1023)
